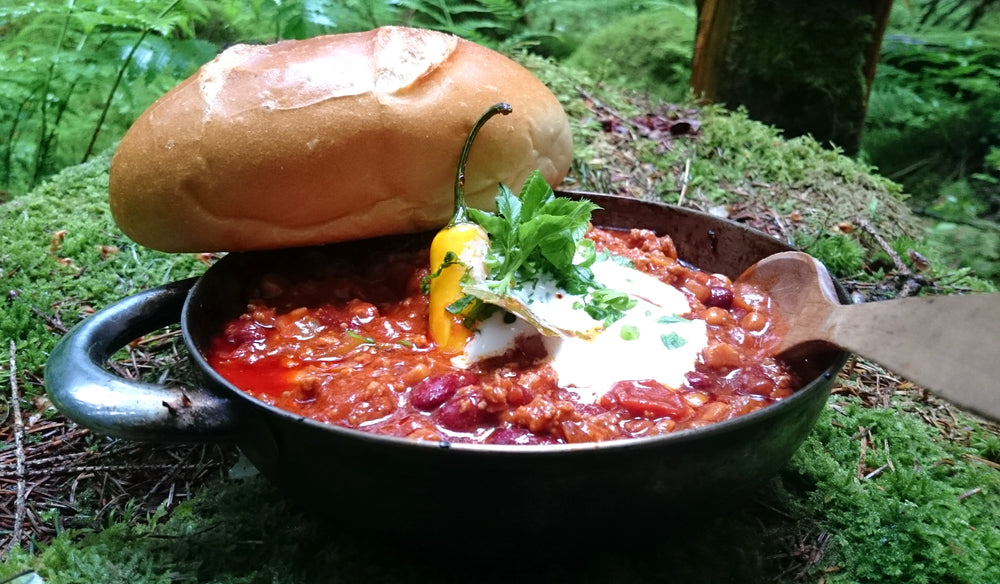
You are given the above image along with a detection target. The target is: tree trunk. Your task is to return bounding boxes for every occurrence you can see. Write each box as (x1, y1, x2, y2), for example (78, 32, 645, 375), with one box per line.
(691, 0, 894, 156)
(690, 0, 739, 102)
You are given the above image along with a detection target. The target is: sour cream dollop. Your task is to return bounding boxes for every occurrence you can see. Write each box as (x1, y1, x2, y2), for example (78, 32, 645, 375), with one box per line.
(457, 256, 708, 403)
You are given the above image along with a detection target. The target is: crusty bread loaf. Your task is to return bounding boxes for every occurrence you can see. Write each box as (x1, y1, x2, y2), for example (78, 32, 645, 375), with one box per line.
(109, 26, 573, 252)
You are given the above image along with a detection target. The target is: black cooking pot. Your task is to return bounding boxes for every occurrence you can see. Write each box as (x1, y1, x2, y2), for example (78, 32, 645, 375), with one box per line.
(45, 192, 848, 538)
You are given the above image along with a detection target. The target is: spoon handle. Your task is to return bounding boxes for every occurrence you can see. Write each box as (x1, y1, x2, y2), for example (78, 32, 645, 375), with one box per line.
(825, 293, 1000, 420)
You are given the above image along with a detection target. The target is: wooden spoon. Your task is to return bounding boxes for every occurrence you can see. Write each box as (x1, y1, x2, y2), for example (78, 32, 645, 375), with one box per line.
(738, 251, 1000, 421)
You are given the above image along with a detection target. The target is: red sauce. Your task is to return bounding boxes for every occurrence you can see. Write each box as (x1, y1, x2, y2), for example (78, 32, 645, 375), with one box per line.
(207, 228, 797, 445)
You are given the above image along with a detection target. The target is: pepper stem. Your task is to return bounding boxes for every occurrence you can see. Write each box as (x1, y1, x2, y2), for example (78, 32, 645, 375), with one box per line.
(451, 102, 512, 225)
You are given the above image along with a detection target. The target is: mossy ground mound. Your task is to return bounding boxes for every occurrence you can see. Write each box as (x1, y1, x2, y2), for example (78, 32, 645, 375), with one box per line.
(2, 61, 999, 583)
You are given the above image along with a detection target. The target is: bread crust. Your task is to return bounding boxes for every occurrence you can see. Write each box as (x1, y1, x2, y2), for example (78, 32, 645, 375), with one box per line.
(109, 26, 573, 252)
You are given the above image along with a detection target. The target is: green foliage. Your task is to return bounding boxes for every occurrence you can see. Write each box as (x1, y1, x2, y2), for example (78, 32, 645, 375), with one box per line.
(804, 235, 868, 277)
(783, 397, 1000, 583)
(925, 221, 1000, 282)
(863, 33, 1000, 203)
(0, 151, 207, 378)
(0, 0, 219, 197)
(862, 28, 1000, 282)
(397, 0, 529, 47)
(529, 0, 696, 59)
(0, 0, 554, 198)
(900, 0, 1000, 32)
(565, 4, 696, 102)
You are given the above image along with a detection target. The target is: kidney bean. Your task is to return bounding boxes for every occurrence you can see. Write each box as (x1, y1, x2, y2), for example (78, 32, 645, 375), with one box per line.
(435, 394, 494, 432)
(488, 427, 556, 445)
(704, 286, 734, 309)
(222, 317, 267, 348)
(313, 305, 346, 328)
(685, 370, 712, 390)
(410, 372, 476, 411)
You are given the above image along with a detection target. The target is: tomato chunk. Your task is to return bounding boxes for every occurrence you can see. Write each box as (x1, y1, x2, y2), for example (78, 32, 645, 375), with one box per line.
(599, 380, 692, 420)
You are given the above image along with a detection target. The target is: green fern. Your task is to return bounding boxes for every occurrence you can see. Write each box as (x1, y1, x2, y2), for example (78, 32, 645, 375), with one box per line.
(397, 0, 536, 48)
(0, 0, 218, 196)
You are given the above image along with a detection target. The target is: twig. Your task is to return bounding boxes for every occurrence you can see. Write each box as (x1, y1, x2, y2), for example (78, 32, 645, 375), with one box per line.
(964, 453, 1000, 471)
(857, 217, 924, 297)
(858, 218, 908, 273)
(957, 487, 982, 502)
(30, 305, 68, 335)
(576, 85, 630, 124)
(856, 426, 869, 480)
(863, 464, 889, 481)
(6, 341, 27, 554)
(677, 158, 692, 206)
(0, 462, 203, 479)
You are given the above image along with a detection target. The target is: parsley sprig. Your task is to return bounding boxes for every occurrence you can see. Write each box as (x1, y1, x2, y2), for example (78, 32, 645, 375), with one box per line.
(454, 170, 637, 336)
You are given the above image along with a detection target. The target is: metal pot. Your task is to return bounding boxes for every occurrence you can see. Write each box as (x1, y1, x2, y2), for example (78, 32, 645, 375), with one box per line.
(45, 192, 848, 537)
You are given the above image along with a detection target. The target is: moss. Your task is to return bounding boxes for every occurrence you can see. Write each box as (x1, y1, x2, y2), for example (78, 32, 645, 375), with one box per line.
(804, 234, 868, 276)
(0, 474, 810, 583)
(527, 55, 996, 291)
(565, 5, 697, 102)
(782, 398, 1000, 583)
(0, 151, 207, 380)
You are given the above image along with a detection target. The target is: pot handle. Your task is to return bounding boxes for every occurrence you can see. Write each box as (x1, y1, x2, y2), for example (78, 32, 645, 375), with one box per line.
(45, 278, 241, 442)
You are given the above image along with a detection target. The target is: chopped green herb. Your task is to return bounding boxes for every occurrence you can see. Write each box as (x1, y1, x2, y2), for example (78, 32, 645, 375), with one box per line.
(620, 324, 640, 340)
(660, 332, 687, 349)
(421, 251, 463, 294)
(596, 248, 635, 268)
(585, 287, 637, 325)
(446, 294, 477, 315)
(396, 339, 414, 348)
(346, 330, 376, 344)
(656, 314, 691, 325)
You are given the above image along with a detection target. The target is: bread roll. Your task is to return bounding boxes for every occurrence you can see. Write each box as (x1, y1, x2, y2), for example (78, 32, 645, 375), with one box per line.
(109, 26, 573, 252)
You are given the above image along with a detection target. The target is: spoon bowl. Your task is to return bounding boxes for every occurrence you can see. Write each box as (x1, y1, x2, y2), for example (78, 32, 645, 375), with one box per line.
(738, 251, 1000, 420)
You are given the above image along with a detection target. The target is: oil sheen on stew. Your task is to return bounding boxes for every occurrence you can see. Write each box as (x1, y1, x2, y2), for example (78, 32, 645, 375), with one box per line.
(207, 227, 798, 445)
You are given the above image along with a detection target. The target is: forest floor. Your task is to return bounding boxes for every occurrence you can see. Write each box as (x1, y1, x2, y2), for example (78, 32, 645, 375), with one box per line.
(2, 60, 999, 583)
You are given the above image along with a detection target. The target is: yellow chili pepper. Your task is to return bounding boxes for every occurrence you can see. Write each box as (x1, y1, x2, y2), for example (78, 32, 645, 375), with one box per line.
(428, 103, 512, 352)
